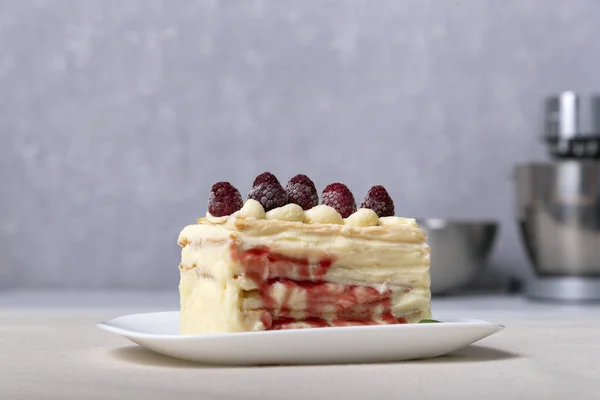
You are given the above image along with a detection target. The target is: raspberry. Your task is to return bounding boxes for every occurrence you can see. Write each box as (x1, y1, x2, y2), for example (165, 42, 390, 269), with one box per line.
(360, 185, 395, 217)
(320, 183, 356, 218)
(285, 174, 318, 210)
(247, 172, 288, 211)
(252, 172, 280, 188)
(208, 182, 243, 217)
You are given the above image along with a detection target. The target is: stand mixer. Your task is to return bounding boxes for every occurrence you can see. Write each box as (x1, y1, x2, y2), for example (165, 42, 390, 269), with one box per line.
(515, 91, 600, 301)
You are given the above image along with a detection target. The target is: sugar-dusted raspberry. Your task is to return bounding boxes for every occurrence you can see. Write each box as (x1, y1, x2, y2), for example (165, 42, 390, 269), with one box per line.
(252, 172, 280, 188)
(208, 182, 243, 217)
(361, 185, 395, 217)
(247, 172, 288, 211)
(320, 183, 356, 218)
(285, 174, 319, 210)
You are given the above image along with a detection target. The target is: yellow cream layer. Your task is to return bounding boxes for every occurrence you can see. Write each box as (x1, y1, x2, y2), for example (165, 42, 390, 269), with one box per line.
(241, 286, 431, 316)
(178, 217, 431, 289)
(179, 270, 430, 334)
(180, 269, 263, 333)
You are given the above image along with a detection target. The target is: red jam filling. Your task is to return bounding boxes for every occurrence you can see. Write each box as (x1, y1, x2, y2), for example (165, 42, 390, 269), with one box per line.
(231, 245, 408, 329)
(231, 245, 332, 282)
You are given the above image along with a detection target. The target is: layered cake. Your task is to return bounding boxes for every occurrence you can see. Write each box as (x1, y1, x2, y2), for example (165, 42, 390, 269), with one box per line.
(178, 173, 431, 334)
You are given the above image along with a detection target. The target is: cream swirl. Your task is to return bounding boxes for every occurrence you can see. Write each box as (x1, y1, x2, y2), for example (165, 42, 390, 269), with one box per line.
(304, 205, 344, 225)
(236, 199, 266, 219)
(206, 200, 421, 228)
(206, 212, 230, 224)
(344, 208, 379, 227)
(266, 203, 304, 222)
(379, 216, 418, 227)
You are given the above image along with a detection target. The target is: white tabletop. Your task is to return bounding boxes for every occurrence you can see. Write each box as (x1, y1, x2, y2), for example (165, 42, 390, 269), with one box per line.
(1, 291, 599, 400)
(2, 289, 600, 319)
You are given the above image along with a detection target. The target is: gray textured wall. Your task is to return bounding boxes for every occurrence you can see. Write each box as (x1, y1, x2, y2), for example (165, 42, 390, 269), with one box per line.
(2, 0, 599, 289)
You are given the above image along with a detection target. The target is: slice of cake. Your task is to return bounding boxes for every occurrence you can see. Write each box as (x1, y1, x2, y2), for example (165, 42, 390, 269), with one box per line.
(178, 173, 431, 334)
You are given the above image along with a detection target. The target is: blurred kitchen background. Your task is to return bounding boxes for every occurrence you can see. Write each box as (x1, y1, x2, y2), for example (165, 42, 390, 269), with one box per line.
(1, 0, 599, 293)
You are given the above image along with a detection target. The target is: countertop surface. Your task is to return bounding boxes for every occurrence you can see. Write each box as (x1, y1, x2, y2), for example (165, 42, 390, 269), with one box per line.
(2, 291, 600, 400)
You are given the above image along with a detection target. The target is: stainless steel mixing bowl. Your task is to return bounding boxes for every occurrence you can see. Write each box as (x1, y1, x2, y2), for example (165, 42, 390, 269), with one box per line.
(515, 161, 600, 300)
(418, 219, 499, 294)
(515, 161, 600, 277)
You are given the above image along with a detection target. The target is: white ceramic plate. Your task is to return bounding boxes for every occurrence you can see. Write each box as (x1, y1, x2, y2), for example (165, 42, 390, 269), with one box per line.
(98, 311, 504, 365)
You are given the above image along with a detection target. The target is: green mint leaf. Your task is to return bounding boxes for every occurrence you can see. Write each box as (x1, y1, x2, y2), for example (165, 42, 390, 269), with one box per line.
(418, 319, 441, 323)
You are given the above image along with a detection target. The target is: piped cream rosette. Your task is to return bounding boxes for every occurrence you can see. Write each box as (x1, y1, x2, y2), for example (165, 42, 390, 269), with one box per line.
(206, 199, 418, 228)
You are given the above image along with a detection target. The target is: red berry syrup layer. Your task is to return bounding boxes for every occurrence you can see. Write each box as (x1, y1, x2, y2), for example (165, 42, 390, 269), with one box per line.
(231, 245, 408, 330)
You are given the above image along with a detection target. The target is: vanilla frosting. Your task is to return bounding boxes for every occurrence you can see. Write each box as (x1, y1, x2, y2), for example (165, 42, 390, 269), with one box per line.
(265, 203, 304, 222)
(379, 216, 418, 227)
(345, 208, 379, 227)
(303, 204, 344, 225)
(236, 199, 265, 219)
(205, 212, 229, 224)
